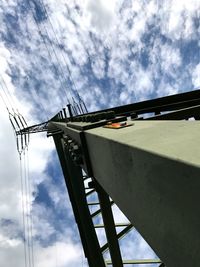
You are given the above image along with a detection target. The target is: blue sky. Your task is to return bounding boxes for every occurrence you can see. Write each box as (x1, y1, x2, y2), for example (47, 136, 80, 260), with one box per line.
(0, 0, 199, 266)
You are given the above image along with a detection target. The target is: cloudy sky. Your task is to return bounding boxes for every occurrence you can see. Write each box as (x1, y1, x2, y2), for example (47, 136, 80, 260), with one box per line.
(0, 0, 199, 266)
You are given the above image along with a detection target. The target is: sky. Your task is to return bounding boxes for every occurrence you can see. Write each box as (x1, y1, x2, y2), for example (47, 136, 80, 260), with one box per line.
(0, 0, 199, 266)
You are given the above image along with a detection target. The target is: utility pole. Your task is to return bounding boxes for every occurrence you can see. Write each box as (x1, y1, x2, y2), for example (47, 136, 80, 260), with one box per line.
(18, 90, 200, 267)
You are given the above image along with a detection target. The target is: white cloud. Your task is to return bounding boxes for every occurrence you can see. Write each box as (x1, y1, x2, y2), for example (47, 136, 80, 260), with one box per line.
(120, 91, 129, 103)
(159, 0, 200, 40)
(0, 44, 11, 74)
(91, 55, 106, 79)
(192, 63, 200, 88)
(160, 44, 182, 75)
(35, 241, 82, 267)
(156, 82, 179, 97)
(0, 237, 83, 267)
(85, 0, 117, 33)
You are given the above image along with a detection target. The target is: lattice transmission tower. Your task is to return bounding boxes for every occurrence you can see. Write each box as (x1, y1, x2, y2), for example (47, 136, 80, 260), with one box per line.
(17, 90, 200, 267)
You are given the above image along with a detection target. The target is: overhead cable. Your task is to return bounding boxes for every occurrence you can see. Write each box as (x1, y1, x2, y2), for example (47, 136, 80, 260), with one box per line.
(38, 0, 78, 94)
(0, 79, 32, 267)
(28, 0, 73, 106)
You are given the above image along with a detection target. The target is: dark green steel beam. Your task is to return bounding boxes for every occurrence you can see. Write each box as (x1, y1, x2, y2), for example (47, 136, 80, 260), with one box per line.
(53, 135, 105, 267)
(75, 89, 200, 117)
(88, 202, 100, 206)
(19, 89, 200, 135)
(94, 223, 130, 228)
(101, 224, 134, 253)
(96, 182, 123, 267)
(85, 189, 96, 196)
(145, 104, 200, 120)
(105, 259, 162, 265)
(91, 200, 114, 219)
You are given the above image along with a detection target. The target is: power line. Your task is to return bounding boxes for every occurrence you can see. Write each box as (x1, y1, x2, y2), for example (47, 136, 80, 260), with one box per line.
(37, 0, 90, 114)
(40, 0, 102, 113)
(38, 0, 78, 94)
(0, 81, 33, 267)
(25, 0, 64, 109)
(18, 136, 34, 267)
(0, 90, 9, 112)
(27, 0, 74, 106)
(0, 19, 35, 267)
(23, 150, 32, 267)
(28, 81, 49, 121)
(19, 156, 28, 267)
(0, 77, 15, 112)
(25, 147, 35, 267)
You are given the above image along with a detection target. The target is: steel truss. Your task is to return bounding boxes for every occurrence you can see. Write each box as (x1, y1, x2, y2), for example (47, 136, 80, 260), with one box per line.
(52, 132, 162, 266)
(18, 90, 200, 266)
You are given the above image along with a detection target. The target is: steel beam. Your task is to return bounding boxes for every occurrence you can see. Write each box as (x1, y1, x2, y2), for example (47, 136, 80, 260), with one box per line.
(145, 104, 200, 120)
(91, 200, 114, 219)
(81, 89, 200, 117)
(19, 90, 200, 135)
(105, 259, 161, 265)
(86, 189, 95, 196)
(96, 182, 123, 267)
(53, 134, 105, 267)
(84, 121, 200, 267)
(101, 224, 134, 253)
(88, 202, 100, 206)
(94, 223, 130, 228)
